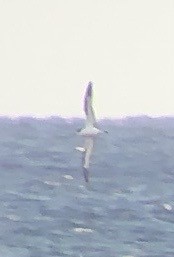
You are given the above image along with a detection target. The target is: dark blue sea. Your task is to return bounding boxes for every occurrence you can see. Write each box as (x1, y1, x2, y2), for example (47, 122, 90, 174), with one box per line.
(0, 116, 174, 257)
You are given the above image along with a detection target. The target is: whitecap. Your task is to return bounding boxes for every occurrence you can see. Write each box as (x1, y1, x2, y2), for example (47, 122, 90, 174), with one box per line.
(6, 214, 20, 221)
(73, 227, 94, 233)
(22, 194, 51, 201)
(163, 203, 172, 211)
(63, 175, 73, 180)
(6, 191, 50, 201)
(44, 180, 60, 186)
(34, 216, 53, 221)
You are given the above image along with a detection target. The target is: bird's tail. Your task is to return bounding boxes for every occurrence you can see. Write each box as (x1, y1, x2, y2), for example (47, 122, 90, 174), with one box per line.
(75, 147, 85, 152)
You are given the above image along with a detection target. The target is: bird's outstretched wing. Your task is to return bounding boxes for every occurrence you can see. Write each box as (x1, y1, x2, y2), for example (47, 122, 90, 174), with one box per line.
(82, 137, 94, 182)
(83, 82, 97, 127)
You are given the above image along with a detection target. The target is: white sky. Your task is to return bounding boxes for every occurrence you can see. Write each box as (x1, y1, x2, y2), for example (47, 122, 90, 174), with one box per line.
(0, 0, 174, 118)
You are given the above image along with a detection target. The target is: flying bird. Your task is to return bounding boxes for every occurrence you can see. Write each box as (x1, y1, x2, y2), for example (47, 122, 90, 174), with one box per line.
(76, 82, 108, 182)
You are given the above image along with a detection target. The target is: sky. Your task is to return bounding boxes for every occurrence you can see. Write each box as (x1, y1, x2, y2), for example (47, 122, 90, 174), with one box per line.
(0, 0, 174, 118)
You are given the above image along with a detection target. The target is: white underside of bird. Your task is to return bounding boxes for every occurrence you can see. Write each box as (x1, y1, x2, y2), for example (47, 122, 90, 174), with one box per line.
(78, 126, 102, 136)
(76, 82, 107, 182)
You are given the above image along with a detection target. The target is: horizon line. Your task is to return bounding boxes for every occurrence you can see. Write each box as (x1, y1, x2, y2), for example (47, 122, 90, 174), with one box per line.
(1, 114, 174, 120)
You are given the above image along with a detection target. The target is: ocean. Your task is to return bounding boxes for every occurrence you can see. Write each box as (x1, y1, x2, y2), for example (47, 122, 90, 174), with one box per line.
(0, 116, 174, 257)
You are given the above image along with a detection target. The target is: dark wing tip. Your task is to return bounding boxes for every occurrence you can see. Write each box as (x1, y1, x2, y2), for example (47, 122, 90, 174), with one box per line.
(83, 167, 89, 183)
(86, 81, 93, 97)
(84, 81, 93, 114)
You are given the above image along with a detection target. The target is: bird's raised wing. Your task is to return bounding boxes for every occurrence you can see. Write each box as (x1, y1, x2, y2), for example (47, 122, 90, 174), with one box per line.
(82, 137, 94, 182)
(83, 82, 97, 127)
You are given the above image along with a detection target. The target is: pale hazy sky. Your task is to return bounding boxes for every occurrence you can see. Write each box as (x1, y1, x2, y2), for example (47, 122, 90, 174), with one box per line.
(0, 0, 174, 118)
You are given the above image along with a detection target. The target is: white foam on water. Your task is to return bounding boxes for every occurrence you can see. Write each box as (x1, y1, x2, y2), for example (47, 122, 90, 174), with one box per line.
(34, 216, 53, 221)
(112, 189, 123, 195)
(6, 190, 19, 195)
(44, 180, 61, 186)
(6, 214, 20, 221)
(26, 194, 51, 201)
(6, 190, 51, 201)
(73, 227, 94, 233)
(163, 203, 172, 211)
(79, 185, 85, 189)
(63, 175, 73, 180)
(124, 254, 136, 257)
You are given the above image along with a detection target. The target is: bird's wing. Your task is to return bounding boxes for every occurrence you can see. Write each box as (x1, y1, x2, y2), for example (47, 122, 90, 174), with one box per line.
(82, 137, 94, 182)
(83, 82, 97, 127)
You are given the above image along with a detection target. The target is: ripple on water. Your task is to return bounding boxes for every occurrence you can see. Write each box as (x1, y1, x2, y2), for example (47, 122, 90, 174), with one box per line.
(5, 191, 51, 202)
(151, 203, 174, 224)
(34, 215, 53, 222)
(63, 175, 74, 180)
(123, 255, 135, 257)
(73, 227, 94, 233)
(5, 214, 21, 221)
(20, 193, 51, 201)
(44, 180, 61, 187)
(0, 245, 29, 257)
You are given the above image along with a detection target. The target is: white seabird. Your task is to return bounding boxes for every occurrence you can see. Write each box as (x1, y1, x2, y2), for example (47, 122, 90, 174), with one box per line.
(76, 81, 108, 182)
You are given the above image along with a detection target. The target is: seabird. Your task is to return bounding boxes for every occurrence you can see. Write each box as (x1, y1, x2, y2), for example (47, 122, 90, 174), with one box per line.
(76, 82, 108, 182)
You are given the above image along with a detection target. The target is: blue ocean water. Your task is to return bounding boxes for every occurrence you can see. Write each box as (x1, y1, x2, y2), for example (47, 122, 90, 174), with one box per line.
(0, 117, 174, 257)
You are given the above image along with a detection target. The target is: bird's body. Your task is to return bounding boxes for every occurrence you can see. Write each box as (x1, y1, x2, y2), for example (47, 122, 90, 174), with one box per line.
(78, 126, 102, 137)
(76, 82, 107, 182)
